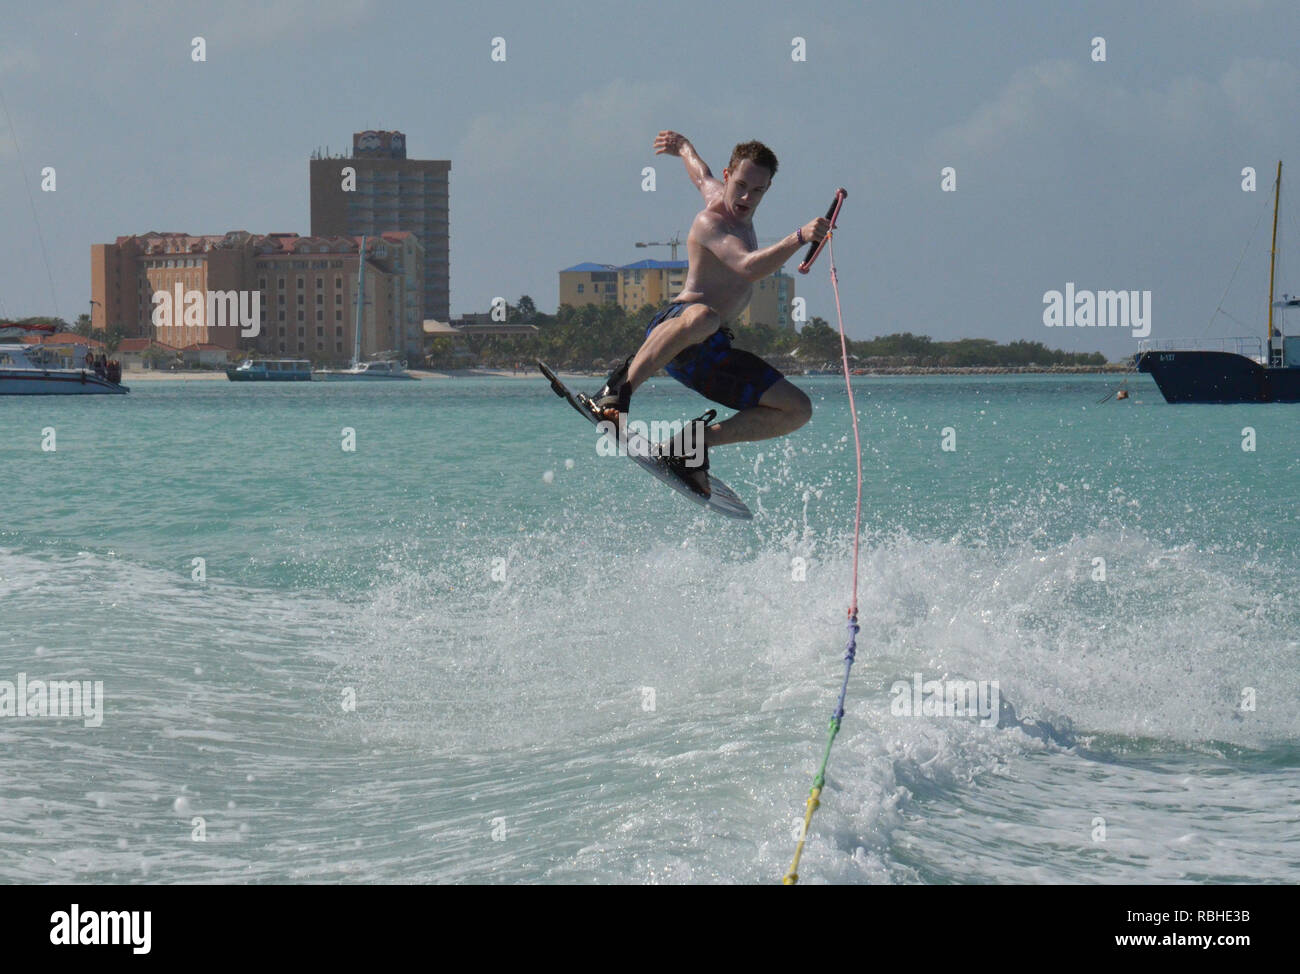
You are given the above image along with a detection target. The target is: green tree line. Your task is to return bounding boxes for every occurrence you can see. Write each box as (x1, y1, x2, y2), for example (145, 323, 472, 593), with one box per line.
(427, 298, 1107, 370)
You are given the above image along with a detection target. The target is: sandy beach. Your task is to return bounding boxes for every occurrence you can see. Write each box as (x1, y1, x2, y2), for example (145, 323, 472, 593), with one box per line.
(120, 367, 597, 381)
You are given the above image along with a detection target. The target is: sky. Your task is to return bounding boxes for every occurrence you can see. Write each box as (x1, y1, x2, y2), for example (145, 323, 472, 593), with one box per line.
(1, 0, 1297, 359)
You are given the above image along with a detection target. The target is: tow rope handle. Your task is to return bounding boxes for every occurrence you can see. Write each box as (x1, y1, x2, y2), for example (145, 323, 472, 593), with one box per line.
(797, 188, 847, 274)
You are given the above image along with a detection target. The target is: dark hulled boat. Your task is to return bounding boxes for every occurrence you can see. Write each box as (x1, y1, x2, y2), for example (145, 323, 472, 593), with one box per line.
(1136, 337, 1300, 403)
(1136, 162, 1298, 403)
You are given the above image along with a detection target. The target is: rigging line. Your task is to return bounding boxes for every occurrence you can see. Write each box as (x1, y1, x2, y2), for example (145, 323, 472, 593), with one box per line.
(1282, 183, 1295, 298)
(0, 82, 60, 318)
(783, 228, 864, 886)
(1202, 174, 1273, 337)
(1217, 308, 1253, 332)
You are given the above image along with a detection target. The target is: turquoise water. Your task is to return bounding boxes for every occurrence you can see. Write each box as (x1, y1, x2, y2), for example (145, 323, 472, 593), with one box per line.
(2, 373, 1298, 883)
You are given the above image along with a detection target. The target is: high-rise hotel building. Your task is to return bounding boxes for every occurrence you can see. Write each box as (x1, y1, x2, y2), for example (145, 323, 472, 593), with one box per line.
(310, 130, 449, 358)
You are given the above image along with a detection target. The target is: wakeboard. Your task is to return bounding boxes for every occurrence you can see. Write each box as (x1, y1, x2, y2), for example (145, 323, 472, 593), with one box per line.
(536, 359, 752, 520)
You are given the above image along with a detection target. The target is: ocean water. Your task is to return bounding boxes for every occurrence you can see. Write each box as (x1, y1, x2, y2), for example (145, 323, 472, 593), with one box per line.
(2, 373, 1297, 884)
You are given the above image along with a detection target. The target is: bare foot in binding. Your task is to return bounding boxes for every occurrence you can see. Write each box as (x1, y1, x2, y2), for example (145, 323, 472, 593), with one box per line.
(592, 354, 634, 427)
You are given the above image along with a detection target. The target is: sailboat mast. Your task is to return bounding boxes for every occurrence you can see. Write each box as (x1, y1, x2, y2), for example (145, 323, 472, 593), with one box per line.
(1268, 162, 1281, 358)
(353, 235, 366, 367)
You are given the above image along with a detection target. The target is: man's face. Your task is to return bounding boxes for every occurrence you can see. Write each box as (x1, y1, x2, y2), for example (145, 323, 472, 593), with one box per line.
(722, 159, 772, 223)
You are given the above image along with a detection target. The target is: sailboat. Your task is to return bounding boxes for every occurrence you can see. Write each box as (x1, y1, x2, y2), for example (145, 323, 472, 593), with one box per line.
(314, 235, 416, 381)
(1136, 162, 1297, 402)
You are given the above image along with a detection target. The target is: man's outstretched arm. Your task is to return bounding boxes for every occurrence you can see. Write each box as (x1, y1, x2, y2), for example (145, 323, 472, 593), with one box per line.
(696, 210, 831, 282)
(654, 130, 723, 202)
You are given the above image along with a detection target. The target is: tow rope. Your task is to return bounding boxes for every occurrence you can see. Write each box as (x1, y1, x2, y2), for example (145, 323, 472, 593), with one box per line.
(783, 190, 861, 885)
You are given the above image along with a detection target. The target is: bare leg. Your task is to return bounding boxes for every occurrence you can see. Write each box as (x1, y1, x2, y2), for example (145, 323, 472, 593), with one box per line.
(659, 379, 812, 495)
(625, 304, 720, 392)
(705, 379, 812, 447)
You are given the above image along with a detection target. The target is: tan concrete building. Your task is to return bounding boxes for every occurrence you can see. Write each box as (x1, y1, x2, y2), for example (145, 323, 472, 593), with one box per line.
(310, 130, 449, 357)
(253, 231, 422, 362)
(617, 259, 689, 312)
(90, 231, 258, 352)
(558, 263, 620, 308)
(90, 231, 423, 365)
(558, 259, 795, 327)
(736, 270, 795, 329)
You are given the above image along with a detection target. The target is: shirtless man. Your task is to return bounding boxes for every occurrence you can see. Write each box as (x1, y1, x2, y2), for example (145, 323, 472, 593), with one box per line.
(593, 131, 830, 495)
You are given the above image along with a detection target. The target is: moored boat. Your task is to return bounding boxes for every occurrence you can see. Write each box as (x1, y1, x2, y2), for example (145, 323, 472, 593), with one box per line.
(312, 235, 418, 381)
(1136, 162, 1298, 403)
(314, 359, 415, 380)
(225, 359, 313, 381)
(0, 343, 128, 395)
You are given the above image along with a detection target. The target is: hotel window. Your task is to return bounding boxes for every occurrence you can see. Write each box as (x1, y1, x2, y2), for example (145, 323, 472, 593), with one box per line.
(317, 327, 324, 337)
(336, 342, 343, 352)
(316, 294, 323, 305)
(316, 277, 323, 289)
(335, 277, 343, 288)
(335, 294, 342, 305)
(297, 327, 304, 337)
(297, 311, 304, 321)
(297, 295, 304, 306)
(278, 343, 286, 353)
(317, 310, 323, 321)
(336, 311, 342, 321)
(577, 284, 584, 293)
(278, 312, 285, 322)
(259, 278, 266, 289)
(278, 277, 285, 288)
(297, 277, 304, 288)
(278, 295, 285, 305)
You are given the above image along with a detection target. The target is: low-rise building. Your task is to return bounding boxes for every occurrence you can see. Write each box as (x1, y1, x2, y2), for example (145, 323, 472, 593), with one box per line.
(559, 260, 794, 327)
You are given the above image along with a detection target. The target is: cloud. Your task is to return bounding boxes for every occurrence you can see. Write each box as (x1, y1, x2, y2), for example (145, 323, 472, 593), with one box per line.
(100, 0, 372, 48)
(934, 60, 1089, 157)
(0, 47, 40, 77)
(1185, 0, 1276, 12)
(930, 56, 1298, 159)
(456, 78, 684, 178)
(1219, 57, 1300, 132)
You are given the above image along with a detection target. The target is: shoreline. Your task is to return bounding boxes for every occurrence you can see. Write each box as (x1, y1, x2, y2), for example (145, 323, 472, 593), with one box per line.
(122, 364, 1131, 382)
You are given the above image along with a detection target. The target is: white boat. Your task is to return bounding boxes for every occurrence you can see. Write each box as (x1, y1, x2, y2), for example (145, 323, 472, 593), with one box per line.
(0, 343, 128, 395)
(312, 235, 418, 381)
(314, 359, 414, 380)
